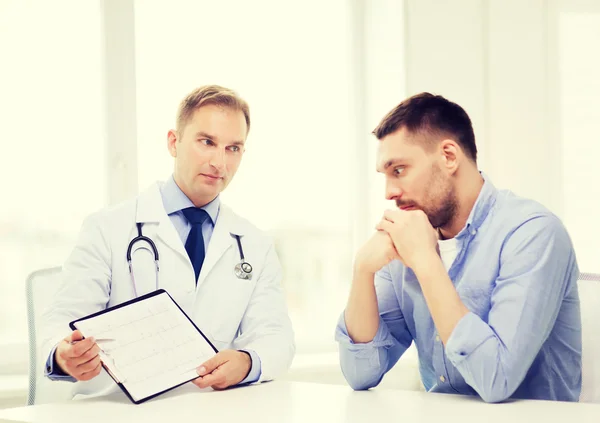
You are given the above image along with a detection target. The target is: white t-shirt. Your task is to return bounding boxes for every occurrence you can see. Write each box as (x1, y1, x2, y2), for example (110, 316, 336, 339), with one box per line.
(438, 237, 459, 272)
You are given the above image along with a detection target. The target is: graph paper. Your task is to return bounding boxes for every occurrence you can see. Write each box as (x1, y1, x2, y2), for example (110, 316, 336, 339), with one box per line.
(72, 290, 216, 403)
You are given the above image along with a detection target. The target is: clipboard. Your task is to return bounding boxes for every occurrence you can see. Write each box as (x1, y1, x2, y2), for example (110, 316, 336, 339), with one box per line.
(69, 289, 218, 404)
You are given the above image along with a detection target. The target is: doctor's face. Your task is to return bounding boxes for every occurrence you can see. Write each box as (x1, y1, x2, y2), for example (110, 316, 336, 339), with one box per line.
(168, 104, 247, 207)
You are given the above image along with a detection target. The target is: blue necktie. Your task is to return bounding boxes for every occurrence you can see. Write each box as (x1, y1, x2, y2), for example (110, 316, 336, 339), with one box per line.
(181, 207, 209, 283)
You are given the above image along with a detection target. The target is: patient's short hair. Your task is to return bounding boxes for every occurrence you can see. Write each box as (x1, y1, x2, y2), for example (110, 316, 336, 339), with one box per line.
(372, 92, 477, 162)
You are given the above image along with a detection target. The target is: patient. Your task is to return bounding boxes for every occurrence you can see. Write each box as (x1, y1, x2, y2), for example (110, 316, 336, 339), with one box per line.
(336, 92, 582, 403)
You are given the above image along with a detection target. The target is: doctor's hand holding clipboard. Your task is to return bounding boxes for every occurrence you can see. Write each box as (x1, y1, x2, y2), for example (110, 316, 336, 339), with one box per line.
(193, 350, 253, 390)
(62, 289, 256, 403)
(40, 85, 295, 399)
(53, 330, 253, 391)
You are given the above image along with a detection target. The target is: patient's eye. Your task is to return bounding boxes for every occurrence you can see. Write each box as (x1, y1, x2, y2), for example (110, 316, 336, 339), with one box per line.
(393, 166, 405, 176)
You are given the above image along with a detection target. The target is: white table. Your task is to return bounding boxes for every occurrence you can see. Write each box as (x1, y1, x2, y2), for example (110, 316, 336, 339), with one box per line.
(0, 381, 598, 423)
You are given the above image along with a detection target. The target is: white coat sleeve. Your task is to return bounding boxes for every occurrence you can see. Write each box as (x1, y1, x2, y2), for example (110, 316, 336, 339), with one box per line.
(39, 213, 112, 370)
(231, 241, 295, 382)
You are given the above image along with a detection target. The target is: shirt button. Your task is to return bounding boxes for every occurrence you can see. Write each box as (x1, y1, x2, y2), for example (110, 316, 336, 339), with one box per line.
(440, 375, 446, 383)
(435, 335, 440, 342)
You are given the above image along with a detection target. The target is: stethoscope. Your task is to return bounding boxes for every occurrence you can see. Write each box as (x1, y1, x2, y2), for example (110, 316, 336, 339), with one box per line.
(126, 222, 160, 298)
(231, 233, 253, 280)
(126, 222, 253, 297)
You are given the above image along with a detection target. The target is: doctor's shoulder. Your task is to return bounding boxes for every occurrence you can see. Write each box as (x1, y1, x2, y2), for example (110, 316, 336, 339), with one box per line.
(225, 206, 279, 257)
(75, 196, 139, 248)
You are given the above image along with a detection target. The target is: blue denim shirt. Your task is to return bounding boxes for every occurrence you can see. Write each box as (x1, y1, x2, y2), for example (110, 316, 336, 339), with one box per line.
(336, 174, 581, 402)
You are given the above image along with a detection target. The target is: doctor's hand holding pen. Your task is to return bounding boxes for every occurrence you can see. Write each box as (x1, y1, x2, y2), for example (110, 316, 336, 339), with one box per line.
(54, 330, 104, 381)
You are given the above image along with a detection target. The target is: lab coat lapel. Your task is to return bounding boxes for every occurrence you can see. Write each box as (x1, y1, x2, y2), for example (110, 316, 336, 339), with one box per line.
(136, 182, 188, 261)
(197, 205, 245, 288)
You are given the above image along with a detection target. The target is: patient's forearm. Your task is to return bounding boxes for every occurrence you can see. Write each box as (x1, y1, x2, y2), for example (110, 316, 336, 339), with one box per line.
(345, 270, 380, 343)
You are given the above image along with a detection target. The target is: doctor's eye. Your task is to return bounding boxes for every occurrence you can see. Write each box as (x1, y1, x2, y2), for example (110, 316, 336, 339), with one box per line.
(227, 145, 241, 153)
(199, 139, 215, 146)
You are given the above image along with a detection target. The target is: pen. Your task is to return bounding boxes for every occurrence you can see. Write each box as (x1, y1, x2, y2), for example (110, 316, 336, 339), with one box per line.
(69, 338, 116, 345)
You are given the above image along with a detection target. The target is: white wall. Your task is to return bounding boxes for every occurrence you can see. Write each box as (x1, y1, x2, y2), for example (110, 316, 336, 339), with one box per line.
(404, 0, 488, 170)
(403, 0, 600, 272)
(364, 0, 407, 237)
(486, 0, 556, 211)
(404, 0, 553, 205)
(552, 0, 600, 274)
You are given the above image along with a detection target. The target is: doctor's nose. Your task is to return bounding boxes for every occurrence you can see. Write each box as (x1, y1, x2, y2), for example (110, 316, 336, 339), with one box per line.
(208, 149, 226, 172)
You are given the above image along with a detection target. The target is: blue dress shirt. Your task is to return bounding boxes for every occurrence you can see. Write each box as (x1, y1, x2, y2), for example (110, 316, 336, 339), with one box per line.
(336, 173, 582, 403)
(46, 175, 261, 385)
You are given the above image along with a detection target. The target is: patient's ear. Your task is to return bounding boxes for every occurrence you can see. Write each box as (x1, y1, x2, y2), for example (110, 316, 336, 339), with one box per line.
(440, 139, 460, 174)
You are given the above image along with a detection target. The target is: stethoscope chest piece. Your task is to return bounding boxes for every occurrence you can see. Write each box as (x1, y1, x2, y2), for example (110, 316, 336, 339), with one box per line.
(231, 233, 253, 280)
(234, 260, 253, 280)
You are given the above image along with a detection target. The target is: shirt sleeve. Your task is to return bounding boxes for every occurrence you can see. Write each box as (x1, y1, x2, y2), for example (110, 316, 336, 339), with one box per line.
(445, 215, 579, 403)
(44, 344, 77, 382)
(230, 242, 295, 383)
(238, 349, 261, 384)
(335, 264, 413, 390)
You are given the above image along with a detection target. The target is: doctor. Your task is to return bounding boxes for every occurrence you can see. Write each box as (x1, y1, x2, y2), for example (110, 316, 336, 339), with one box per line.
(41, 85, 295, 397)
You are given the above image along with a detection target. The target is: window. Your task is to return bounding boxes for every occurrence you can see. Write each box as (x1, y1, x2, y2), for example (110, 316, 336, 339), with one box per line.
(135, 0, 356, 351)
(0, 1, 405, 377)
(557, 7, 600, 273)
(0, 0, 106, 355)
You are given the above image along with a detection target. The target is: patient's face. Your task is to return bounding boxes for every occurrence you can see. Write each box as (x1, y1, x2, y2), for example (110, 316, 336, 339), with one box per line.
(376, 127, 457, 229)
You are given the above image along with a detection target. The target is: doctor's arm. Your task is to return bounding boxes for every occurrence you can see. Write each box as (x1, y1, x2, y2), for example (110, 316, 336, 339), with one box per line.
(40, 213, 112, 381)
(230, 241, 295, 383)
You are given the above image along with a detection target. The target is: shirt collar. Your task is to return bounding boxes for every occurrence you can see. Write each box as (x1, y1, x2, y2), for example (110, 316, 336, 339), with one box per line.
(456, 171, 498, 239)
(160, 174, 220, 225)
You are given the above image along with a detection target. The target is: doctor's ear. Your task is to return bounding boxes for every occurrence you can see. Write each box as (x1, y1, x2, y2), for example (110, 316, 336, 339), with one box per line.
(167, 130, 178, 158)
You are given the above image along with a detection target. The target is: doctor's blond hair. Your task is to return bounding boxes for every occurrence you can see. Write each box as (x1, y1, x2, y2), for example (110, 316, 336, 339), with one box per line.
(176, 85, 251, 134)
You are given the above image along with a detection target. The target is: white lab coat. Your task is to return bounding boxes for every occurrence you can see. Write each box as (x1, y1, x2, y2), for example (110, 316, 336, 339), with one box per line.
(40, 182, 295, 399)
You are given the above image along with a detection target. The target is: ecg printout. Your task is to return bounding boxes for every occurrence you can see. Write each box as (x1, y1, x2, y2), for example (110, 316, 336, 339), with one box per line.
(73, 291, 216, 402)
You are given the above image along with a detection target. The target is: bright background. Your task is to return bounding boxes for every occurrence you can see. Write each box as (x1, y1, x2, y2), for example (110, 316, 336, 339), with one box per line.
(1, 0, 599, 407)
